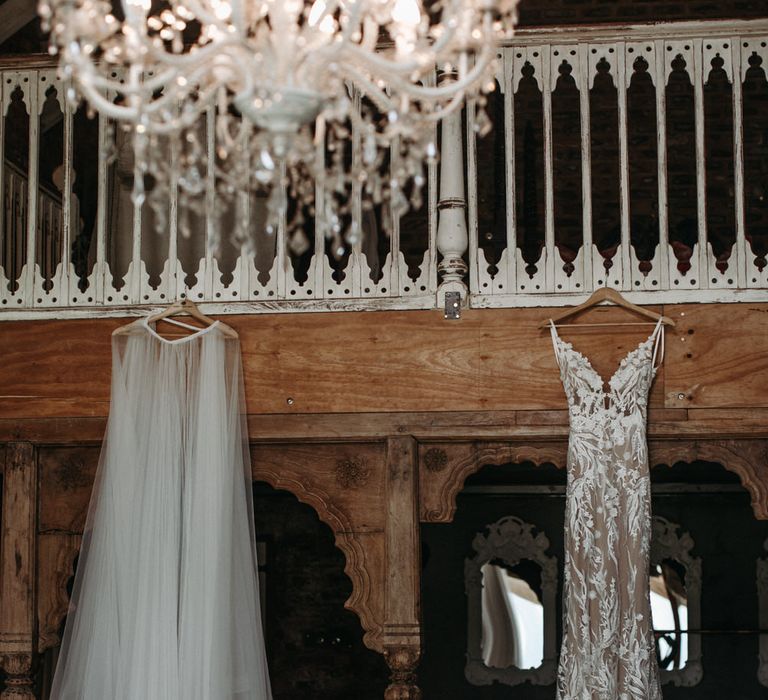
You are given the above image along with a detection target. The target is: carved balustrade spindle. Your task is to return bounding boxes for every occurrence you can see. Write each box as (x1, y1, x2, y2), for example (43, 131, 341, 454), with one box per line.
(0, 653, 36, 700)
(436, 75, 469, 306)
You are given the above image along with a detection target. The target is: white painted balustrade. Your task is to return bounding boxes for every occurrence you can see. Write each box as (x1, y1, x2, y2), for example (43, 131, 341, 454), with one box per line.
(1, 19, 767, 318)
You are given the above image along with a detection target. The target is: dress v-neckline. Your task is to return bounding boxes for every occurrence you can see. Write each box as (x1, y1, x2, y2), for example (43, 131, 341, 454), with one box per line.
(550, 319, 662, 395)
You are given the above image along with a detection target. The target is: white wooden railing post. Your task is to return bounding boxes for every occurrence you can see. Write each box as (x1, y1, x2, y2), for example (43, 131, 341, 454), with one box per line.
(436, 90, 468, 311)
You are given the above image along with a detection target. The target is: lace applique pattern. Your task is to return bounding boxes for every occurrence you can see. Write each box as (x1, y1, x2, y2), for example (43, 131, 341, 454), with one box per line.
(551, 320, 664, 700)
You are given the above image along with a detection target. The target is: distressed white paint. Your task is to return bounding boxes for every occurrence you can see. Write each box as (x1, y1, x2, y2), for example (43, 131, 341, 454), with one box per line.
(740, 36, 768, 289)
(616, 41, 633, 292)
(578, 43, 594, 292)
(654, 38, 671, 292)
(436, 92, 468, 303)
(2, 20, 768, 319)
(693, 38, 708, 290)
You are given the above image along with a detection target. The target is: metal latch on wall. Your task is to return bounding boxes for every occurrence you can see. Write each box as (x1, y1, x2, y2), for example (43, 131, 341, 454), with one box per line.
(444, 291, 461, 320)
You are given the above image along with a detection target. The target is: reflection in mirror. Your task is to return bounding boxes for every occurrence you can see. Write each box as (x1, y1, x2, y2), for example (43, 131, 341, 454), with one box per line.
(650, 516, 702, 686)
(481, 561, 543, 670)
(650, 559, 688, 670)
(757, 538, 768, 687)
(465, 516, 557, 687)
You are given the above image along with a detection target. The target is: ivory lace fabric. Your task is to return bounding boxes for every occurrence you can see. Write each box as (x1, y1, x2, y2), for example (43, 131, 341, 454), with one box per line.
(550, 320, 664, 700)
(51, 318, 272, 700)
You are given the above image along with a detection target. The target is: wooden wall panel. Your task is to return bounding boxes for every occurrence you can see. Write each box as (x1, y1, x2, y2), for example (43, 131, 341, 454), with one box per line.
(0, 319, 119, 418)
(251, 443, 387, 533)
(664, 303, 768, 408)
(38, 447, 99, 533)
(0, 303, 766, 419)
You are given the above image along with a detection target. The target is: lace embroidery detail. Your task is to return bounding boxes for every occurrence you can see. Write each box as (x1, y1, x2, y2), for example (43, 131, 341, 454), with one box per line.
(552, 321, 664, 700)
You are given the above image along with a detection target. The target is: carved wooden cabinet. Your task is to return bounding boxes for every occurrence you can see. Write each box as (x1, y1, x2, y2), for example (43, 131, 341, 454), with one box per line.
(2, 428, 768, 699)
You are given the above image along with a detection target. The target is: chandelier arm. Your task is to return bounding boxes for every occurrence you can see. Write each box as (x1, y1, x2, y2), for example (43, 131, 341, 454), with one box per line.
(228, 0, 246, 34)
(413, 90, 468, 122)
(77, 68, 193, 118)
(68, 78, 140, 121)
(135, 34, 246, 72)
(72, 70, 219, 136)
(369, 45, 494, 101)
(338, 8, 489, 77)
(171, 0, 233, 35)
(306, 19, 459, 79)
(66, 36, 245, 99)
(345, 7, 495, 79)
(334, 66, 398, 115)
(339, 0, 365, 45)
(341, 41, 443, 79)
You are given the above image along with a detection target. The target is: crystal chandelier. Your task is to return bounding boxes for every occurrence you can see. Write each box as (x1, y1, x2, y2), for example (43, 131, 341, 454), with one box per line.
(40, 0, 519, 251)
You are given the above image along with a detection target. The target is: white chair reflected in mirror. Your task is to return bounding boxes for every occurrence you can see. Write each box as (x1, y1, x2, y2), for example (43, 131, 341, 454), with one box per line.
(465, 516, 558, 686)
(650, 516, 702, 687)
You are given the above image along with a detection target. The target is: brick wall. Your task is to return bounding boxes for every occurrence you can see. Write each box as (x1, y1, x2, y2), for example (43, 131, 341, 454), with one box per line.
(2, 1, 765, 55)
(517, 0, 767, 27)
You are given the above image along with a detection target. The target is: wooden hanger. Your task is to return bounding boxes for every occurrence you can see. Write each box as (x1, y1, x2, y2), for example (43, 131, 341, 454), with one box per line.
(132, 298, 238, 338)
(539, 287, 676, 329)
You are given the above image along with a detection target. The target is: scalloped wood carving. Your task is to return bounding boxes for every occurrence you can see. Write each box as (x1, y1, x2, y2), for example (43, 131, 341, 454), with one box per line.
(423, 442, 567, 523)
(651, 439, 768, 519)
(253, 466, 384, 653)
(37, 534, 80, 653)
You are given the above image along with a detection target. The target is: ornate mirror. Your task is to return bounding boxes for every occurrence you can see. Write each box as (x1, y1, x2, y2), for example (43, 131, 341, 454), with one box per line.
(465, 516, 558, 686)
(757, 538, 768, 687)
(650, 516, 702, 686)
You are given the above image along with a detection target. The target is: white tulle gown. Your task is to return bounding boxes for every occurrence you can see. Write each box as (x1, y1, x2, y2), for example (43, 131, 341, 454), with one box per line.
(51, 317, 272, 700)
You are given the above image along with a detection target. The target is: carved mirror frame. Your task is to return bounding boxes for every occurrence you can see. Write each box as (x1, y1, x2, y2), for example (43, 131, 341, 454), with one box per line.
(465, 515, 558, 686)
(651, 516, 703, 687)
(757, 538, 768, 687)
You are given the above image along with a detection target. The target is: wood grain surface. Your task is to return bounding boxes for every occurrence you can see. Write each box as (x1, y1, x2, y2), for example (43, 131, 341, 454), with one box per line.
(0, 303, 766, 419)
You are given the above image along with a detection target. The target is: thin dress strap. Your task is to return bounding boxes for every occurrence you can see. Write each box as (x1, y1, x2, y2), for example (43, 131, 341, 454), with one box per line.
(549, 319, 563, 368)
(651, 317, 665, 370)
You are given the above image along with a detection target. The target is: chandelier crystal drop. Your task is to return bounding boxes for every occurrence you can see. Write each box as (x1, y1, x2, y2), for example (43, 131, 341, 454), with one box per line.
(40, 0, 520, 251)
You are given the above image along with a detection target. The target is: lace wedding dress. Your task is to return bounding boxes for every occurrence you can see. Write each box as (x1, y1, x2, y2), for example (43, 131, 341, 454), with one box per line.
(51, 318, 272, 700)
(550, 319, 664, 700)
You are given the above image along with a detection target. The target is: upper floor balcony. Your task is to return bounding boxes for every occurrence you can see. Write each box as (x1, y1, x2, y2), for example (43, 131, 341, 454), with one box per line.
(1, 18, 767, 319)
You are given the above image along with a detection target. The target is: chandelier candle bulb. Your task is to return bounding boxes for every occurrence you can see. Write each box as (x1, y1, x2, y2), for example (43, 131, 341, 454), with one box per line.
(40, 0, 519, 249)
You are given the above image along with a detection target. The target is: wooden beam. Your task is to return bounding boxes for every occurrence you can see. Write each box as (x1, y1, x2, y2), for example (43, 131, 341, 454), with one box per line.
(0, 0, 37, 46)
(0, 442, 37, 698)
(383, 436, 421, 700)
(2, 405, 768, 445)
(2, 304, 768, 420)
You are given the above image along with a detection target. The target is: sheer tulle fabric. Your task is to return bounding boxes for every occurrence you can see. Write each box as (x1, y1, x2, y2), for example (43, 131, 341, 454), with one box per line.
(551, 320, 664, 700)
(51, 319, 272, 700)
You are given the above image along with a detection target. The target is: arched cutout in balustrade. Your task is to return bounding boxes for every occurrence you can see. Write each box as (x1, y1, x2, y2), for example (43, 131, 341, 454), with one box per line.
(589, 57, 621, 279)
(743, 51, 768, 274)
(514, 61, 545, 281)
(627, 55, 660, 277)
(552, 58, 582, 278)
(666, 53, 698, 277)
(2, 83, 29, 294)
(69, 104, 99, 297)
(704, 54, 736, 276)
(36, 83, 64, 295)
(475, 81, 507, 277)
